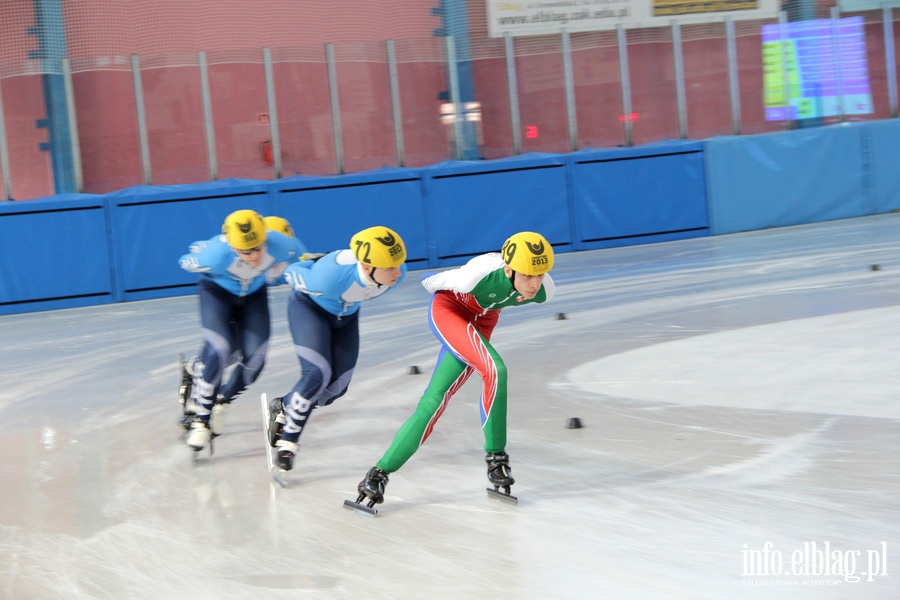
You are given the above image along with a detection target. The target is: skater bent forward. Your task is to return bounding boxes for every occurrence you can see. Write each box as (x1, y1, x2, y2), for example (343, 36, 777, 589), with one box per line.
(178, 210, 308, 453)
(266, 226, 408, 472)
(209, 215, 320, 409)
(352, 231, 555, 509)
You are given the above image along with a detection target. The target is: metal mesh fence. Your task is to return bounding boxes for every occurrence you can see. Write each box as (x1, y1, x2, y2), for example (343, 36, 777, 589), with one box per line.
(0, 1, 897, 200)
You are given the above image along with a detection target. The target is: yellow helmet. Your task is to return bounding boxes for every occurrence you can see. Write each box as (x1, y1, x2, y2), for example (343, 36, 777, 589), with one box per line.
(350, 226, 406, 268)
(263, 215, 294, 238)
(222, 210, 267, 250)
(500, 231, 554, 275)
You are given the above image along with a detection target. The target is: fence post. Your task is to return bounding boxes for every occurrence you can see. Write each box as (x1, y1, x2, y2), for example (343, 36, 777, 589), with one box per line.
(617, 24, 633, 146)
(504, 32, 522, 155)
(562, 29, 578, 152)
(325, 43, 344, 174)
(446, 36, 465, 161)
(725, 17, 742, 135)
(198, 51, 218, 181)
(130, 54, 152, 185)
(386, 40, 405, 167)
(263, 47, 283, 178)
(0, 80, 12, 199)
(672, 20, 688, 139)
(884, 3, 898, 118)
(62, 59, 83, 192)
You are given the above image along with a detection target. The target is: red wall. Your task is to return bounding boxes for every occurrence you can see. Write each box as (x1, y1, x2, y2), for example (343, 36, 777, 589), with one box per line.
(1, 2, 897, 199)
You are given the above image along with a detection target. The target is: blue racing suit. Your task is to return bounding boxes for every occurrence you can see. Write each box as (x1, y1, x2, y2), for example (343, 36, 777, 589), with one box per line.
(278, 249, 407, 444)
(179, 230, 307, 420)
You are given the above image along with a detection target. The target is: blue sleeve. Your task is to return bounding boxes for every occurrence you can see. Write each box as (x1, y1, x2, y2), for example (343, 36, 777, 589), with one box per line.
(264, 231, 299, 262)
(285, 251, 361, 315)
(264, 231, 309, 286)
(285, 251, 345, 295)
(284, 256, 329, 296)
(179, 235, 228, 273)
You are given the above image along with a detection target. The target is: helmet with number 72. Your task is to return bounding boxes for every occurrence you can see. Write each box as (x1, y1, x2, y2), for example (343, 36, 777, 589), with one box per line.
(350, 226, 406, 268)
(501, 231, 554, 275)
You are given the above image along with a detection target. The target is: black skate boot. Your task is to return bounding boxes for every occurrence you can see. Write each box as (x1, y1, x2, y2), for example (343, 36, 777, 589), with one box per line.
(266, 396, 286, 447)
(485, 451, 518, 505)
(274, 440, 298, 471)
(259, 393, 289, 487)
(358, 466, 389, 504)
(178, 355, 196, 430)
(343, 466, 389, 516)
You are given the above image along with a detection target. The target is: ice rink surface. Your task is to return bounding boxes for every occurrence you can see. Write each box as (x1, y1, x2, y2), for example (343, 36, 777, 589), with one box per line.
(1, 214, 899, 600)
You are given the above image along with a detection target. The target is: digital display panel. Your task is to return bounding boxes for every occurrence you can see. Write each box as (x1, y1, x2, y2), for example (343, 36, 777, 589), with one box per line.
(762, 16, 872, 121)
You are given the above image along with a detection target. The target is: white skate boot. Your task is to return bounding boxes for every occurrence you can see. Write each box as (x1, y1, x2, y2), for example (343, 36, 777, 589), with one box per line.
(209, 397, 229, 437)
(186, 421, 211, 452)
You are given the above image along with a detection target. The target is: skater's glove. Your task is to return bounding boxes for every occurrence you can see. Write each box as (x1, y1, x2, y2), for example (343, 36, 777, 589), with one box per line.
(299, 252, 326, 262)
(179, 256, 210, 273)
(284, 270, 322, 296)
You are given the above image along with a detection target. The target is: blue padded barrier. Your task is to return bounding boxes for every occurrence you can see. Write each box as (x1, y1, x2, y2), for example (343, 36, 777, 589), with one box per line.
(106, 179, 273, 301)
(857, 120, 900, 214)
(0, 194, 112, 315)
(272, 168, 428, 265)
(568, 141, 709, 251)
(705, 126, 867, 235)
(420, 154, 571, 266)
(7, 120, 900, 316)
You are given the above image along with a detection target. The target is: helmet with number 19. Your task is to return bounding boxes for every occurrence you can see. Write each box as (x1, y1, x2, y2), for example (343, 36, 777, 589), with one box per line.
(500, 231, 553, 275)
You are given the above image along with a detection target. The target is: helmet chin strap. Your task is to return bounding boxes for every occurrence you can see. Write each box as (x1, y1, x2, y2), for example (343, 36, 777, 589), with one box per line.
(507, 269, 517, 292)
(368, 266, 383, 288)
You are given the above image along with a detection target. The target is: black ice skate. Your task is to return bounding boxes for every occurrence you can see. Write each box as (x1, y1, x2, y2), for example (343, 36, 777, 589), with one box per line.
(485, 451, 518, 505)
(178, 354, 196, 430)
(266, 395, 286, 447)
(275, 440, 297, 471)
(343, 466, 389, 517)
(259, 393, 287, 487)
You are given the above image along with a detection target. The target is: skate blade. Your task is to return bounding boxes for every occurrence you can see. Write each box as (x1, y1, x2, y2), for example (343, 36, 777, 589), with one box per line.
(190, 437, 214, 463)
(261, 392, 274, 472)
(343, 499, 378, 517)
(261, 393, 281, 447)
(486, 487, 518, 505)
(270, 467, 288, 488)
(260, 393, 288, 488)
(178, 352, 189, 403)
